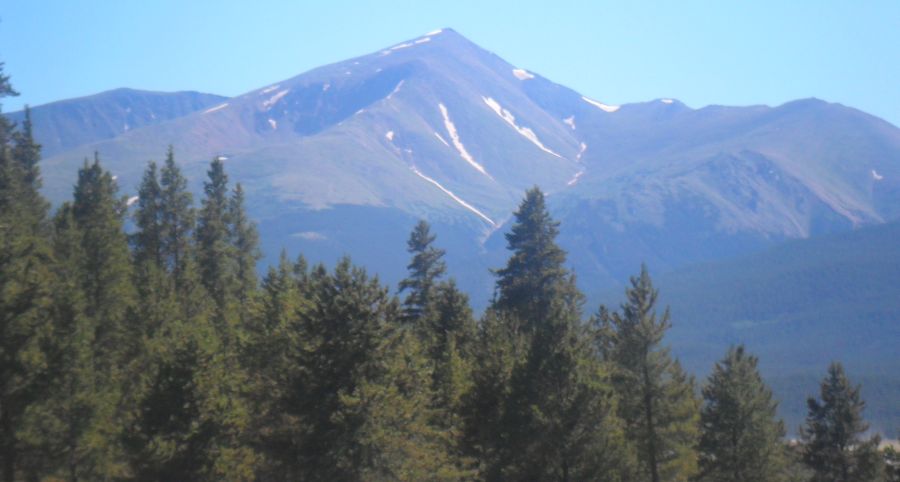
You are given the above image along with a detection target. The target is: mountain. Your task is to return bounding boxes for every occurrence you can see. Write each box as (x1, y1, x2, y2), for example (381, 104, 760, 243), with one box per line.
(17, 28, 900, 307)
(6, 88, 227, 157)
(7, 26, 900, 435)
(644, 221, 900, 437)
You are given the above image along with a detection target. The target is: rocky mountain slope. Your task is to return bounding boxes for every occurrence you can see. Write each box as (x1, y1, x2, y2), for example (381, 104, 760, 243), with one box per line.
(9, 28, 900, 303)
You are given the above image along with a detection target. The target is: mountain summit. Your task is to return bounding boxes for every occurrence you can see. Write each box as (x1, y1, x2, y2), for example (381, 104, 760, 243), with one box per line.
(13, 28, 900, 299)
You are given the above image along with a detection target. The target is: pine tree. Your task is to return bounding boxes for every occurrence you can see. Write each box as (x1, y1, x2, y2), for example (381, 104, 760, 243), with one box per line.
(228, 182, 260, 326)
(194, 159, 258, 479)
(124, 153, 214, 480)
(71, 154, 136, 366)
(159, 146, 195, 291)
(493, 187, 567, 333)
(471, 187, 631, 481)
(800, 362, 884, 482)
(697, 345, 786, 482)
(282, 258, 454, 480)
(0, 67, 54, 482)
(398, 220, 446, 327)
(596, 265, 700, 482)
(133, 161, 164, 268)
(244, 251, 308, 479)
(10, 107, 48, 223)
(196, 157, 235, 320)
(462, 309, 526, 480)
(21, 205, 127, 481)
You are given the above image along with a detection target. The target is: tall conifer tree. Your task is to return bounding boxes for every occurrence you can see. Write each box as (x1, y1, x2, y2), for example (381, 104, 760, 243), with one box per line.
(596, 265, 700, 482)
(800, 362, 884, 482)
(196, 157, 234, 320)
(492, 188, 567, 333)
(0, 67, 54, 482)
(71, 154, 136, 366)
(698, 345, 786, 482)
(399, 220, 446, 327)
(228, 183, 260, 326)
(159, 147, 195, 290)
(473, 187, 630, 481)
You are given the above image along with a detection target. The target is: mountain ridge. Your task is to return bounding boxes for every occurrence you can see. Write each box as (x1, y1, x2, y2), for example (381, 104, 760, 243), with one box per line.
(6, 28, 900, 301)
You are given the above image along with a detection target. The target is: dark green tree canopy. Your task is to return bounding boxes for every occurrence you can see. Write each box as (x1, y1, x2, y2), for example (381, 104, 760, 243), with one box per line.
(698, 345, 786, 482)
(800, 362, 884, 482)
(493, 187, 571, 331)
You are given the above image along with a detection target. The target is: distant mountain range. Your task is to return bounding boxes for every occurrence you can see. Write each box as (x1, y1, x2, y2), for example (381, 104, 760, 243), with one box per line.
(7, 28, 899, 435)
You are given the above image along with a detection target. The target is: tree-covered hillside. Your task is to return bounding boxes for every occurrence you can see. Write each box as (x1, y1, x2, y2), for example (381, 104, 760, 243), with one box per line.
(2, 65, 896, 481)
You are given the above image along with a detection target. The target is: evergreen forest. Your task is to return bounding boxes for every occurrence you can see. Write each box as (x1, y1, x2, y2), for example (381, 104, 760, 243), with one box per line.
(1, 67, 897, 481)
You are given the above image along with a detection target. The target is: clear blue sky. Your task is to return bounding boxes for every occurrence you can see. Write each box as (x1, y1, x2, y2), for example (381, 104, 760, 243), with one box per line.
(2, 0, 899, 126)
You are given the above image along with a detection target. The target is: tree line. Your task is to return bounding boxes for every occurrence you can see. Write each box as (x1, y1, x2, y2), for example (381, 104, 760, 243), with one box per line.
(1, 67, 897, 481)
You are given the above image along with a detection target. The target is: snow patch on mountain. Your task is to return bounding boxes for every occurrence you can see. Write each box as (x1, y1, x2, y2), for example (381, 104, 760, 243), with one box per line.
(387, 80, 404, 100)
(563, 116, 576, 130)
(512, 69, 535, 80)
(390, 42, 415, 51)
(582, 96, 619, 113)
(386, 131, 395, 141)
(576, 142, 587, 161)
(411, 167, 495, 226)
(292, 231, 327, 241)
(426, 29, 444, 36)
(415, 37, 431, 44)
(482, 97, 562, 158)
(263, 90, 290, 110)
(872, 169, 884, 181)
(438, 103, 491, 178)
(203, 103, 229, 114)
(268, 119, 277, 130)
(260, 85, 280, 94)
(661, 99, 674, 104)
(567, 170, 584, 186)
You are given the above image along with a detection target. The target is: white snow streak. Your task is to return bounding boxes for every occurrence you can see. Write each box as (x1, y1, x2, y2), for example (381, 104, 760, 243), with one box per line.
(268, 119, 277, 130)
(204, 103, 229, 114)
(872, 169, 884, 181)
(434, 132, 450, 147)
(582, 96, 620, 113)
(127, 195, 139, 206)
(262, 90, 290, 109)
(576, 142, 587, 161)
(386, 80, 404, 100)
(661, 99, 674, 104)
(438, 103, 491, 178)
(567, 170, 585, 186)
(425, 29, 444, 36)
(411, 167, 495, 226)
(260, 84, 280, 94)
(563, 116, 576, 130)
(386, 131, 395, 141)
(390, 42, 415, 51)
(482, 97, 562, 158)
(323, 83, 331, 92)
(291, 231, 327, 241)
(512, 68, 535, 80)
(415, 37, 431, 44)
